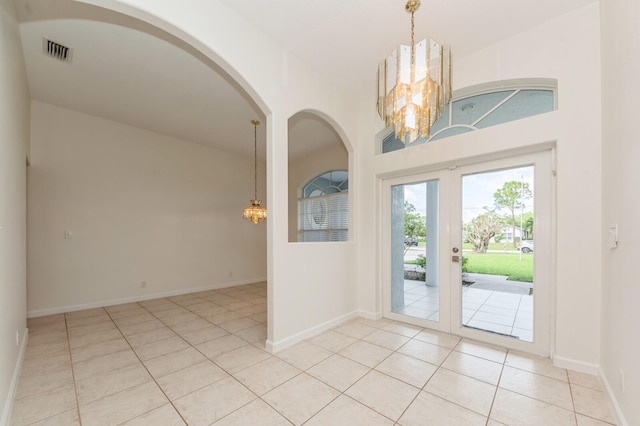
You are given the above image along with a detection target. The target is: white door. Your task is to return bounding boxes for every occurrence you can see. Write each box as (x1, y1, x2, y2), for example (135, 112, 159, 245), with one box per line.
(382, 170, 452, 333)
(382, 151, 553, 355)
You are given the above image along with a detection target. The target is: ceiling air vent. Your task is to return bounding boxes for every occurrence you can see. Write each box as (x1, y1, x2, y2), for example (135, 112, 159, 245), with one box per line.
(43, 38, 72, 63)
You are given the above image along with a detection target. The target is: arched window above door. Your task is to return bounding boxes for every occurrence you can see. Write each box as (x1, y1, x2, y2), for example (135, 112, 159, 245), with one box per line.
(381, 80, 557, 154)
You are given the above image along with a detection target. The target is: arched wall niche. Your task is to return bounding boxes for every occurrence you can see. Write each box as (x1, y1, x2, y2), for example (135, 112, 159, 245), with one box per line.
(287, 110, 351, 243)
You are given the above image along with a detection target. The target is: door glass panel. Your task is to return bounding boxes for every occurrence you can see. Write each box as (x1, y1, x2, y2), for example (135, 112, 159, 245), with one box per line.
(391, 180, 439, 321)
(461, 166, 534, 342)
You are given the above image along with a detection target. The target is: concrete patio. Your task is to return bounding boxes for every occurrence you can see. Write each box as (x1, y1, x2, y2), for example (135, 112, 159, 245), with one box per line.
(397, 273, 534, 342)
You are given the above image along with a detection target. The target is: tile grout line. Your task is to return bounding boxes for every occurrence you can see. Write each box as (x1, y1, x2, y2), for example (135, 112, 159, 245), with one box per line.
(484, 348, 508, 425)
(112, 291, 268, 423)
(302, 328, 399, 425)
(175, 289, 300, 426)
(107, 289, 267, 423)
(105, 302, 191, 425)
(566, 369, 579, 426)
(420, 339, 497, 421)
(305, 323, 435, 424)
(225, 322, 404, 424)
(390, 341, 452, 424)
(134, 290, 284, 425)
(509, 295, 523, 336)
(64, 313, 84, 426)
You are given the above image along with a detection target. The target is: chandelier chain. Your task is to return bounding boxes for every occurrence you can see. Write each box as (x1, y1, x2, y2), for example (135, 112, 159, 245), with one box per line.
(410, 7, 415, 64)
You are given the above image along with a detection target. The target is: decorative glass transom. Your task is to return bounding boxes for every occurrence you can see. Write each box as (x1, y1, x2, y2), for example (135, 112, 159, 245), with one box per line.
(298, 171, 348, 242)
(382, 87, 555, 154)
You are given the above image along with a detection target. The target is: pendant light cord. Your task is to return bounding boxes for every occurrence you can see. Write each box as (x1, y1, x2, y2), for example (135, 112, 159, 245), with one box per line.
(253, 121, 258, 201)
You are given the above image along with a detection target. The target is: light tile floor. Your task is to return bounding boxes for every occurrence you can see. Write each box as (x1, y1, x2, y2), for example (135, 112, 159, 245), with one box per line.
(12, 282, 616, 425)
(401, 280, 534, 341)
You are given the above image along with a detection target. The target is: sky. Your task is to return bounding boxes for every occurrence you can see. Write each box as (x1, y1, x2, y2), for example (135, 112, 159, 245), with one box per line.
(404, 165, 534, 223)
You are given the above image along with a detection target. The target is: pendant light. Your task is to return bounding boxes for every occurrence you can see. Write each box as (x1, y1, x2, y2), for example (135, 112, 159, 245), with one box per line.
(242, 120, 267, 223)
(377, 0, 452, 144)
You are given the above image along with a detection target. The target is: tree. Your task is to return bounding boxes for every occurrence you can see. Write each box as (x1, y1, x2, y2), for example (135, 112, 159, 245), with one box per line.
(463, 212, 503, 254)
(404, 201, 425, 239)
(501, 211, 534, 240)
(523, 213, 534, 238)
(494, 181, 532, 248)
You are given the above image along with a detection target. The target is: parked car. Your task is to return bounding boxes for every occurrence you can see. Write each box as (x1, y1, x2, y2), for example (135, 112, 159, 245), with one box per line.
(404, 237, 418, 246)
(519, 240, 534, 253)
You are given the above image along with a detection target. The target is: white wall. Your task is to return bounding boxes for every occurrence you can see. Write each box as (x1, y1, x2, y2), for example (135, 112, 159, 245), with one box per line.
(70, 2, 605, 369)
(0, 0, 29, 422)
(600, 1, 640, 424)
(28, 101, 266, 315)
(288, 144, 348, 241)
(356, 4, 603, 367)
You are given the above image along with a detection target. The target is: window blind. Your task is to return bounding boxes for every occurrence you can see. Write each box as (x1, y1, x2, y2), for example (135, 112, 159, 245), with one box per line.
(298, 192, 348, 242)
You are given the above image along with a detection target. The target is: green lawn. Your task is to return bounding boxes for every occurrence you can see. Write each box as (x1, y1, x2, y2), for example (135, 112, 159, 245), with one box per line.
(462, 242, 520, 251)
(464, 252, 533, 282)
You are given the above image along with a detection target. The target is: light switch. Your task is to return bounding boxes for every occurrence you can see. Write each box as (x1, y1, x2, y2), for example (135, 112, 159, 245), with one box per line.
(608, 224, 618, 249)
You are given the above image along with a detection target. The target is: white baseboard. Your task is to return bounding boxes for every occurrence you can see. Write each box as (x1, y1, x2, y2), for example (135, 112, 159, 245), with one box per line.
(552, 355, 599, 375)
(357, 310, 382, 320)
(552, 356, 629, 424)
(27, 278, 267, 318)
(1, 329, 29, 426)
(266, 311, 360, 353)
(599, 366, 629, 426)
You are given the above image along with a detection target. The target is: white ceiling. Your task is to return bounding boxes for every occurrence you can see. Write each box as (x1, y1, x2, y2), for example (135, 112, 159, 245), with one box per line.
(220, 0, 597, 97)
(15, 0, 598, 160)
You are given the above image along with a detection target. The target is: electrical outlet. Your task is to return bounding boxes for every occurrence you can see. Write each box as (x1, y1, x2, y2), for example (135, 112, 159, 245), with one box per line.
(620, 369, 625, 392)
(64, 230, 72, 239)
(141, 281, 147, 288)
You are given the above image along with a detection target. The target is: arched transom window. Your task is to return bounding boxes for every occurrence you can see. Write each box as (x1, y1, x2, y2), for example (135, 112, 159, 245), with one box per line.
(298, 170, 348, 242)
(381, 81, 556, 153)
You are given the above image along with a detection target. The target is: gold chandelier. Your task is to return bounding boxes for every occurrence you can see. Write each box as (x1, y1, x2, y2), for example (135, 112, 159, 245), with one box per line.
(377, 0, 452, 144)
(242, 120, 267, 224)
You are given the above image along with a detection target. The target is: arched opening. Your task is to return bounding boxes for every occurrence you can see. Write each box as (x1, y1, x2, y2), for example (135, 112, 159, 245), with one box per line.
(20, 0, 270, 342)
(287, 111, 349, 242)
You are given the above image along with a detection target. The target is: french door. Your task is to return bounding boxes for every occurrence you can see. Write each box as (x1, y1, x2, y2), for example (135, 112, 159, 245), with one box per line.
(382, 151, 552, 355)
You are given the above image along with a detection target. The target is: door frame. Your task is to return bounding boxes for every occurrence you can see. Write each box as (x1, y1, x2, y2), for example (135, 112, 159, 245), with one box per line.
(380, 169, 452, 333)
(449, 151, 553, 356)
(379, 150, 555, 356)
